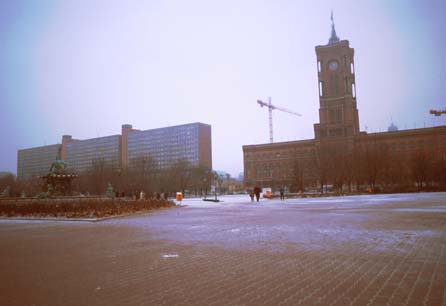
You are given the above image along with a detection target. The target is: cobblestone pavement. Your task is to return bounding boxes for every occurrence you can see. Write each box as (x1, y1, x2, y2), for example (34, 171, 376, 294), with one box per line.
(1, 193, 445, 306)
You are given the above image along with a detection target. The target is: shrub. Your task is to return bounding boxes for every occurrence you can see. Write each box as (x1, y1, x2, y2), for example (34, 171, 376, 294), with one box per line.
(0, 197, 175, 219)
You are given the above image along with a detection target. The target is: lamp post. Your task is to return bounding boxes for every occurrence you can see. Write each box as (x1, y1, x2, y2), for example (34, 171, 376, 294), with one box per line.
(203, 177, 207, 200)
(214, 171, 219, 201)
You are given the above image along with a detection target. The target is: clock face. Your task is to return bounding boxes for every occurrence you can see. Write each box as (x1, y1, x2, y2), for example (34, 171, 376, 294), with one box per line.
(329, 61, 338, 71)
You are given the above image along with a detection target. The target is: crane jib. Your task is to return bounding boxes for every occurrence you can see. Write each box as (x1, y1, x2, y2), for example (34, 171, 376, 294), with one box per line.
(256, 97, 302, 143)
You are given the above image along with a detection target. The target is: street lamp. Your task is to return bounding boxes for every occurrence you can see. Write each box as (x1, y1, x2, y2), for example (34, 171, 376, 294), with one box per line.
(214, 171, 219, 201)
(203, 177, 207, 200)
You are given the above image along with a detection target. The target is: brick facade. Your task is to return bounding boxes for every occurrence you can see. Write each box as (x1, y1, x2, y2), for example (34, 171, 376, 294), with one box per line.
(243, 27, 446, 191)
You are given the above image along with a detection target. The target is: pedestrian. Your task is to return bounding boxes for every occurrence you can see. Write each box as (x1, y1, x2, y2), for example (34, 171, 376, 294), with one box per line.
(253, 186, 261, 202)
(279, 187, 285, 200)
(249, 189, 254, 202)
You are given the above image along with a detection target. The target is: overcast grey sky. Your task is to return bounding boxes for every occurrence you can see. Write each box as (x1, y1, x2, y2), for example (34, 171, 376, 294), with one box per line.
(1, 0, 445, 177)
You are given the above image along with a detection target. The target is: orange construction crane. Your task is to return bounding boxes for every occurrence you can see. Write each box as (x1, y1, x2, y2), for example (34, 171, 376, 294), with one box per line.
(257, 97, 302, 143)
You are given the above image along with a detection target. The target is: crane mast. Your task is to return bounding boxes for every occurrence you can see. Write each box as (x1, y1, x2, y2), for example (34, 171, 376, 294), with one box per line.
(257, 97, 302, 143)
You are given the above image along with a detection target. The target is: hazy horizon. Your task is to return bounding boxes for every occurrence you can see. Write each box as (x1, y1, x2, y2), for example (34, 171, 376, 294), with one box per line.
(1, 0, 445, 177)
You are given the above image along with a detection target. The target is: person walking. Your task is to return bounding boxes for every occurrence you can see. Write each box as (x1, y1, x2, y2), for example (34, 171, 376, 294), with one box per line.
(249, 189, 254, 202)
(279, 187, 285, 200)
(253, 186, 261, 202)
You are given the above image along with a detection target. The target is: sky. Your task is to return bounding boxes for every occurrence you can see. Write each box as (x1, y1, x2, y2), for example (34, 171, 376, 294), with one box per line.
(0, 0, 445, 177)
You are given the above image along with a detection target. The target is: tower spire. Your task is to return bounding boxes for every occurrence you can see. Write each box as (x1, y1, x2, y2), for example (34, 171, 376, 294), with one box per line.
(328, 10, 340, 44)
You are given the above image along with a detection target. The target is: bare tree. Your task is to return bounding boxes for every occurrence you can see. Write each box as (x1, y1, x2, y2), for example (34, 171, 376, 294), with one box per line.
(189, 166, 212, 196)
(128, 155, 157, 195)
(0, 173, 15, 195)
(168, 159, 192, 195)
(77, 158, 117, 195)
(410, 150, 432, 190)
(432, 152, 446, 189)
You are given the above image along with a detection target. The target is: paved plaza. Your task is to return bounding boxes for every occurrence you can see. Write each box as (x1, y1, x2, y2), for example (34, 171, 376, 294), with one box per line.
(1, 193, 445, 306)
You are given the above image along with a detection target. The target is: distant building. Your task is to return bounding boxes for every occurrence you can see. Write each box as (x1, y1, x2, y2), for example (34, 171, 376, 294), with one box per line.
(243, 15, 446, 190)
(388, 122, 398, 132)
(126, 123, 212, 170)
(17, 144, 61, 180)
(17, 123, 212, 180)
(64, 135, 121, 173)
(214, 170, 244, 194)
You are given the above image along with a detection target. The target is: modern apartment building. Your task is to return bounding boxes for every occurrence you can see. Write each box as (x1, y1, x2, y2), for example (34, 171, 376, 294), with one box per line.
(17, 144, 61, 180)
(126, 123, 212, 170)
(17, 123, 212, 180)
(64, 135, 121, 173)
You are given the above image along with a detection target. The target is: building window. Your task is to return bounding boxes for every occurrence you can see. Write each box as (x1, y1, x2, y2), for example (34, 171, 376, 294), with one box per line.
(351, 62, 355, 74)
(329, 109, 342, 123)
(318, 60, 322, 72)
(352, 83, 356, 98)
(345, 77, 349, 94)
(330, 75, 338, 95)
(319, 81, 324, 96)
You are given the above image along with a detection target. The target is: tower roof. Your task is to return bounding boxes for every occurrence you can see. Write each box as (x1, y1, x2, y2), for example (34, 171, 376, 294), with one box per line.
(328, 10, 340, 44)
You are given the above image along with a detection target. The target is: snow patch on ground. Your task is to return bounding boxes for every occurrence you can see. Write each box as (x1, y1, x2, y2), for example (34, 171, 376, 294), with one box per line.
(161, 254, 179, 258)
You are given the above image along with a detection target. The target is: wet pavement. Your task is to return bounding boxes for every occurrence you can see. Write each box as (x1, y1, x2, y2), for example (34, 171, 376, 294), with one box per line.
(1, 193, 445, 306)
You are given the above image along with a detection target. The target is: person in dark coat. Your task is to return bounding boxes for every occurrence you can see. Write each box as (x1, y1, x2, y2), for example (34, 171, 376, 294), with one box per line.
(279, 187, 285, 200)
(253, 186, 261, 202)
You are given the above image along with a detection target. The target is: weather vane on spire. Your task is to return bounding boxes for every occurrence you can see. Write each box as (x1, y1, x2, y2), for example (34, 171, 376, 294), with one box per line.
(328, 9, 340, 44)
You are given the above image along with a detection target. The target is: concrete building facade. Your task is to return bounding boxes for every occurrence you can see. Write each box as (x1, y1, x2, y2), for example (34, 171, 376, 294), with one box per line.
(17, 122, 212, 180)
(64, 135, 121, 173)
(17, 144, 61, 180)
(243, 17, 446, 190)
(126, 123, 212, 170)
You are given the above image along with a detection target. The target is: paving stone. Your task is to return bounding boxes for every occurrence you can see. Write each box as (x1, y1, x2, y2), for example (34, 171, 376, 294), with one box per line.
(0, 193, 445, 306)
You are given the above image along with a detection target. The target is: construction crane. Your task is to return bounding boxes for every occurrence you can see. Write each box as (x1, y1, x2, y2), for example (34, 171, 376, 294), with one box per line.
(257, 97, 302, 143)
(430, 109, 446, 116)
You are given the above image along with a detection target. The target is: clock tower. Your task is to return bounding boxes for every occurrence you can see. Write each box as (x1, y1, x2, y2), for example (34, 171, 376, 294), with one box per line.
(314, 12, 360, 139)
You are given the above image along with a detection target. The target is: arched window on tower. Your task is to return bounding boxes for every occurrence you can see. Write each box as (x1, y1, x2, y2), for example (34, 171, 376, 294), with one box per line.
(318, 60, 322, 73)
(319, 81, 324, 96)
(352, 83, 356, 98)
(350, 62, 355, 74)
(330, 75, 338, 95)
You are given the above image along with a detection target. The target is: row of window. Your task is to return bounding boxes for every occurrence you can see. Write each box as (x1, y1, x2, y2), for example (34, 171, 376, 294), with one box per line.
(245, 149, 314, 161)
(128, 126, 198, 142)
(318, 80, 356, 98)
(18, 146, 60, 178)
(362, 139, 436, 152)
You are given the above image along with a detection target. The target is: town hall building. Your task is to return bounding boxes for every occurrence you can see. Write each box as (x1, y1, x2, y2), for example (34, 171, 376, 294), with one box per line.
(243, 16, 446, 192)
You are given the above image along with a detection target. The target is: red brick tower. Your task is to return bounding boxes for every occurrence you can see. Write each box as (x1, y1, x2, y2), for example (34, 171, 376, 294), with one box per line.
(314, 12, 360, 139)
